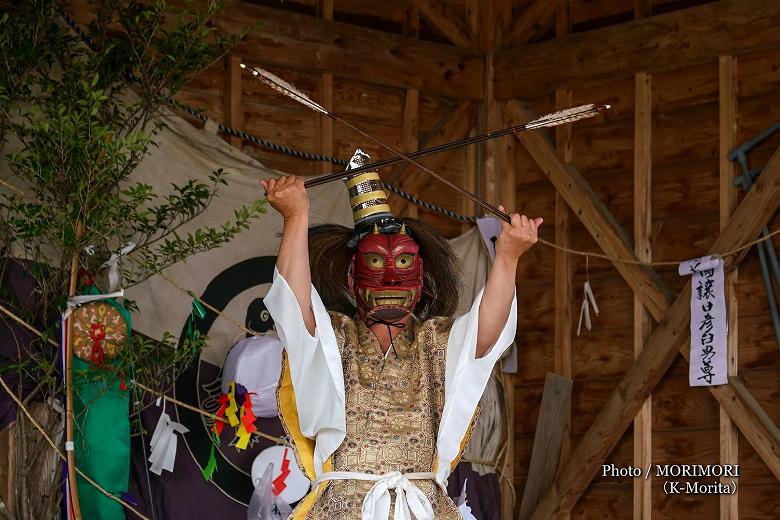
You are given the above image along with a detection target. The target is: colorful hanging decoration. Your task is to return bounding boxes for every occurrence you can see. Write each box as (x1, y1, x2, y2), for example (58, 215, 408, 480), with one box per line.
(71, 301, 127, 364)
(185, 295, 207, 343)
(212, 382, 257, 449)
(64, 289, 132, 520)
(204, 381, 259, 480)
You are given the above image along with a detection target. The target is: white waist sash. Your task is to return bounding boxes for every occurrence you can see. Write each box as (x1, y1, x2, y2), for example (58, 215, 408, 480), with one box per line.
(312, 470, 439, 520)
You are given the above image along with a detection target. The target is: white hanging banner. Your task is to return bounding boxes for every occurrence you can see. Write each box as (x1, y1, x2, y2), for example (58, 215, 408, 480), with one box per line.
(678, 255, 728, 387)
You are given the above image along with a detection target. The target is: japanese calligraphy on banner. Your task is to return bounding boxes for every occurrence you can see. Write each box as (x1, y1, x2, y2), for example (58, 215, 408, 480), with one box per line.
(678, 256, 728, 386)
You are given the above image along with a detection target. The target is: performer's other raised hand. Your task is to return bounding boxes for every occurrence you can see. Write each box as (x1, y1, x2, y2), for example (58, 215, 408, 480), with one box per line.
(260, 175, 308, 221)
(476, 204, 542, 358)
(495, 204, 543, 261)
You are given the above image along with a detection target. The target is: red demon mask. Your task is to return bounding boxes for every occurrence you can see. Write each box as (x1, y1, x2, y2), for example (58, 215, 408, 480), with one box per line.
(351, 227, 423, 322)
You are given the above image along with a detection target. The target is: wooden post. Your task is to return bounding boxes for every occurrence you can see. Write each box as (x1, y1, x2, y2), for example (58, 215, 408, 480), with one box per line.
(463, 128, 478, 233)
(633, 71, 652, 520)
(719, 54, 739, 520)
(401, 89, 420, 218)
(518, 374, 573, 520)
(483, 53, 499, 205)
(400, 5, 420, 218)
(553, 4, 573, 484)
(553, 89, 572, 495)
(223, 55, 243, 148)
(65, 221, 84, 519)
(317, 0, 334, 175)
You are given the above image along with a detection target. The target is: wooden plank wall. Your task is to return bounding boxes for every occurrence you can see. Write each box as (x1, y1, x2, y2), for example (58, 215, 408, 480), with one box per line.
(170, 1, 780, 518)
(511, 39, 780, 520)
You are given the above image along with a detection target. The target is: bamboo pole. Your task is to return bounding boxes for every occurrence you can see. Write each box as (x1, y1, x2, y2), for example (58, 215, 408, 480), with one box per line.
(65, 221, 83, 519)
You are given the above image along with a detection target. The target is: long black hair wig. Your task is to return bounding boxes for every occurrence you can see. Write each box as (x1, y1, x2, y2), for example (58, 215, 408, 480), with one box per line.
(308, 219, 461, 320)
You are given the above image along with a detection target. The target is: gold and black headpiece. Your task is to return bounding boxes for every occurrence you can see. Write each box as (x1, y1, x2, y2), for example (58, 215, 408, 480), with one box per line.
(344, 149, 402, 246)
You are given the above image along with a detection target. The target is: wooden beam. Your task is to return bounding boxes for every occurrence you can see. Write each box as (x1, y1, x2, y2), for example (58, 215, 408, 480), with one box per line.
(495, 0, 780, 99)
(484, 101, 503, 205)
(719, 54, 739, 520)
(403, 4, 421, 38)
(553, 89, 572, 380)
(555, 0, 571, 38)
(402, 89, 420, 168)
(506, 102, 673, 320)
(462, 129, 478, 232)
(400, 89, 420, 218)
(67, 1, 482, 99)
(390, 101, 477, 216)
(214, 3, 484, 99)
(316, 0, 334, 175)
(551, 16, 572, 518)
(634, 0, 652, 19)
(499, 104, 516, 212)
(317, 73, 333, 174)
(223, 55, 242, 148)
(632, 71, 652, 520)
(498, 102, 517, 520)
(522, 138, 780, 519)
(502, 0, 562, 47)
(518, 373, 573, 520)
(407, 0, 473, 48)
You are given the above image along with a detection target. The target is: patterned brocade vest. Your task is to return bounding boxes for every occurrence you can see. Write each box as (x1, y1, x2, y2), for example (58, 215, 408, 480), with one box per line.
(303, 312, 466, 519)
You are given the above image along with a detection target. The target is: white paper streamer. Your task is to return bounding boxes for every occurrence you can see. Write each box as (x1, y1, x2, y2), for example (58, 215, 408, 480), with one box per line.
(148, 400, 189, 475)
(101, 242, 136, 292)
(679, 255, 728, 386)
(576, 280, 599, 336)
(63, 290, 125, 320)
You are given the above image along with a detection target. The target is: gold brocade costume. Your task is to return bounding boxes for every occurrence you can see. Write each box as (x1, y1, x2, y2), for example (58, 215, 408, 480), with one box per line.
(291, 312, 466, 519)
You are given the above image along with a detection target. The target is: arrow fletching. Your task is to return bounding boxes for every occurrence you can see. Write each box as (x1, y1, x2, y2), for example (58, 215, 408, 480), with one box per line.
(524, 103, 610, 129)
(240, 63, 328, 115)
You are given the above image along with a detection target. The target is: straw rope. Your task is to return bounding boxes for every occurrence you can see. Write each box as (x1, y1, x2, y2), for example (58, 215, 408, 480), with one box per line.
(1, 175, 777, 269)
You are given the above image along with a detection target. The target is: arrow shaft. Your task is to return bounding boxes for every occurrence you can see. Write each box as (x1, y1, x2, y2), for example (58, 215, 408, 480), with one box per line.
(303, 124, 523, 189)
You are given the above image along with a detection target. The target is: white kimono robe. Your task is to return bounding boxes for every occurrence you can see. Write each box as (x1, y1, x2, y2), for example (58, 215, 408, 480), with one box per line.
(264, 268, 516, 518)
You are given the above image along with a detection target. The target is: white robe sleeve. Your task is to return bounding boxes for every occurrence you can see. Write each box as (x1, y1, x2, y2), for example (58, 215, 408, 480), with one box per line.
(434, 287, 517, 484)
(263, 268, 346, 477)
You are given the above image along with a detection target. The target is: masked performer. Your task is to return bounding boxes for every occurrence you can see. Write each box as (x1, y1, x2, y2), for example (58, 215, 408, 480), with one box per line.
(261, 151, 541, 520)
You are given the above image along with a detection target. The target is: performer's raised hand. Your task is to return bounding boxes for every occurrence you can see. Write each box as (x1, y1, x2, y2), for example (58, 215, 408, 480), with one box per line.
(495, 205, 543, 260)
(261, 175, 314, 333)
(260, 175, 308, 221)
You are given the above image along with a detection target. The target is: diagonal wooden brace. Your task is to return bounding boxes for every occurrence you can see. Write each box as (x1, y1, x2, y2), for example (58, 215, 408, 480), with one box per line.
(505, 101, 780, 519)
